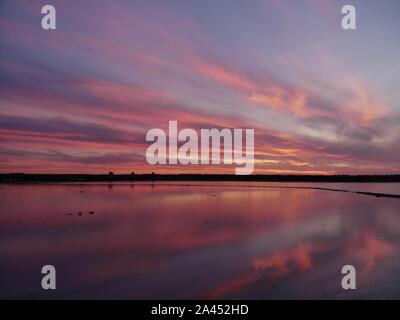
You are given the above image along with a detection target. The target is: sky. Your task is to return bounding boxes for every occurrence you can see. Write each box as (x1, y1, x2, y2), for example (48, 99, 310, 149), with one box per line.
(0, 0, 399, 174)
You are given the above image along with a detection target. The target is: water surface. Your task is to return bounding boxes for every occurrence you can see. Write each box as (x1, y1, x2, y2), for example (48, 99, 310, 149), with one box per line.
(1, 182, 400, 299)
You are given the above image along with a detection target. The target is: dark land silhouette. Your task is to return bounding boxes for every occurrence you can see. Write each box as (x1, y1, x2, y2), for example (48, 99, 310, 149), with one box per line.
(2, 173, 400, 183)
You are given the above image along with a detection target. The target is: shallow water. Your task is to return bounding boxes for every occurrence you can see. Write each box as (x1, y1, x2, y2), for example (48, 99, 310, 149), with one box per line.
(1, 182, 400, 299)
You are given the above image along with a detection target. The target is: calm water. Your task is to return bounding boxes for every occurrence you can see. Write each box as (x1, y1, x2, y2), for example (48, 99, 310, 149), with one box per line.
(1, 182, 400, 299)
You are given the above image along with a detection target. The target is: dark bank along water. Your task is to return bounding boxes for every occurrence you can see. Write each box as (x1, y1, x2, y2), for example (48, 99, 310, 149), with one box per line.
(0, 182, 400, 299)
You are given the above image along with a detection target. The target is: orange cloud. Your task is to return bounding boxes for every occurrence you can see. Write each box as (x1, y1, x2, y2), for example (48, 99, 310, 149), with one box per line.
(251, 89, 308, 116)
(339, 84, 387, 127)
(193, 58, 253, 92)
(192, 57, 312, 117)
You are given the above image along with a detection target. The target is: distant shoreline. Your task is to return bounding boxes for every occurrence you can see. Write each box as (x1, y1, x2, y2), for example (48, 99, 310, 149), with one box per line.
(2, 173, 400, 183)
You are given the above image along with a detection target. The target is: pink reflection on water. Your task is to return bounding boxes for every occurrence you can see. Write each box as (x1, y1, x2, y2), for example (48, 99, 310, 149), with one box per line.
(346, 231, 394, 276)
(0, 182, 399, 298)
